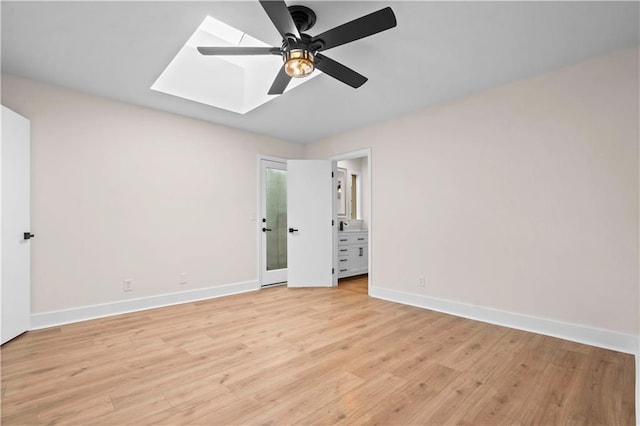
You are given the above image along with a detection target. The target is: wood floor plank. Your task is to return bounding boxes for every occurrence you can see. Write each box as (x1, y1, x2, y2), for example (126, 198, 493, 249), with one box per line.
(367, 362, 461, 424)
(298, 372, 408, 425)
(1, 275, 635, 425)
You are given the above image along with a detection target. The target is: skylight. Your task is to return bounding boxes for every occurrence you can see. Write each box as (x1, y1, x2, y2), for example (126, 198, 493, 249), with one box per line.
(151, 16, 319, 114)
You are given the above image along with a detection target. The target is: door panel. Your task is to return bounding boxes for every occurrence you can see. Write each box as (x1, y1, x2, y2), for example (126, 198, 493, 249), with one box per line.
(1, 106, 31, 344)
(287, 160, 335, 287)
(261, 159, 287, 286)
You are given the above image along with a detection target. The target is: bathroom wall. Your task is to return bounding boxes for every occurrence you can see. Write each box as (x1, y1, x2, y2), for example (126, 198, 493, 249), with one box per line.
(337, 157, 369, 230)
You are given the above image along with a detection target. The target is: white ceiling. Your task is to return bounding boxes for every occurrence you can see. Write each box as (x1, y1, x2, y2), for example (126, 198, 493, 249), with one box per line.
(2, 1, 638, 144)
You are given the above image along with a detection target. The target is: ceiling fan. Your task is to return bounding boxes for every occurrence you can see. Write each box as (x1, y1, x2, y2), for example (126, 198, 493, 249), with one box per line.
(197, 1, 397, 95)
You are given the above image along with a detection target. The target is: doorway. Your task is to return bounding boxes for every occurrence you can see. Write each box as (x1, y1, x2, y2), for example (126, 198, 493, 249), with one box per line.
(259, 157, 288, 286)
(332, 148, 371, 294)
(258, 151, 371, 291)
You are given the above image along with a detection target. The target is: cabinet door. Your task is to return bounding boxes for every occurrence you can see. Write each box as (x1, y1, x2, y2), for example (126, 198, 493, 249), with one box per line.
(349, 246, 366, 273)
(361, 245, 369, 271)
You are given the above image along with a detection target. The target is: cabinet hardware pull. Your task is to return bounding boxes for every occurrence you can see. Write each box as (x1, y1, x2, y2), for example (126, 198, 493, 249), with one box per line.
(262, 227, 272, 232)
(340, 259, 347, 262)
(288, 228, 299, 233)
(359, 247, 363, 256)
(357, 238, 365, 240)
(340, 269, 348, 272)
(340, 249, 347, 252)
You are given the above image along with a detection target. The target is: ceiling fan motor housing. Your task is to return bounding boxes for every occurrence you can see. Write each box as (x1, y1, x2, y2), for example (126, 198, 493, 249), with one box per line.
(281, 33, 320, 53)
(282, 7, 323, 53)
(288, 5, 316, 32)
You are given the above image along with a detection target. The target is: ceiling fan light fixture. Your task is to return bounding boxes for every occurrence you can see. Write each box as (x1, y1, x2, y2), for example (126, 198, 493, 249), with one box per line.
(284, 49, 314, 78)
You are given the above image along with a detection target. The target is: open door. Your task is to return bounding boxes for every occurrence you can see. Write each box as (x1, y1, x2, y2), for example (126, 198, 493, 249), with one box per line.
(1, 106, 31, 344)
(287, 160, 336, 287)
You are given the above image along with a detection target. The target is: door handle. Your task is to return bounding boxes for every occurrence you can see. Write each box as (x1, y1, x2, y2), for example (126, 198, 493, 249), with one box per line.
(288, 228, 299, 233)
(24, 232, 35, 240)
(262, 227, 272, 232)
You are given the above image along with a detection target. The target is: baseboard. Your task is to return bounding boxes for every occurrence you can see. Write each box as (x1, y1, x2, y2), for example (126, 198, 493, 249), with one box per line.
(30, 280, 260, 330)
(369, 286, 639, 356)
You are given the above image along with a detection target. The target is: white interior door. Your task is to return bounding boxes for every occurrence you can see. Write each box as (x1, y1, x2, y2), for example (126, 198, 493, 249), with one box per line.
(1, 106, 31, 344)
(260, 159, 287, 286)
(287, 160, 335, 287)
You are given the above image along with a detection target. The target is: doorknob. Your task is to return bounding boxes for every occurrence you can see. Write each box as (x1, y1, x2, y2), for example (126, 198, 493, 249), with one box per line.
(23, 232, 35, 240)
(288, 228, 299, 233)
(262, 227, 272, 232)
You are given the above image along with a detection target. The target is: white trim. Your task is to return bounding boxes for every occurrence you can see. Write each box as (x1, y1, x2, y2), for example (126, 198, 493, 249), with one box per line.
(30, 280, 259, 330)
(370, 286, 639, 355)
(330, 148, 372, 292)
(330, 148, 371, 161)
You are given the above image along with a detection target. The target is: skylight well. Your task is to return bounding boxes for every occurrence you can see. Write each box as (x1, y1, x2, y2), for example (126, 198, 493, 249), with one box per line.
(151, 16, 318, 114)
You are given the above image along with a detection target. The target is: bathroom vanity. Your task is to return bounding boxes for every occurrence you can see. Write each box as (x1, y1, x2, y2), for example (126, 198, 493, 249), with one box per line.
(337, 230, 368, 278)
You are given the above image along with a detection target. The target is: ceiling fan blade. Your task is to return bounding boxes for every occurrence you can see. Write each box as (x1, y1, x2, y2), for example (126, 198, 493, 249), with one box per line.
(259, 0, 301, 42)
(315, 54, 367, 89)
(268, 64, 292, 95)
(311, 7, 397, 52)
(197, 46, 281, 56)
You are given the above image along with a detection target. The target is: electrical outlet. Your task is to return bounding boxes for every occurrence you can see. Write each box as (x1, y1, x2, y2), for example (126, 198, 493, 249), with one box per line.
(123, 279, 133, 292)
(418, 275, 425, 288)
(179, 273, 188, 285)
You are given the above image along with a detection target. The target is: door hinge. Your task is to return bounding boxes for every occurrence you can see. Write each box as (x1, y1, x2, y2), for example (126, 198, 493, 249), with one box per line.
(332, 172, 334, 178)
(332, 220, 334, 226)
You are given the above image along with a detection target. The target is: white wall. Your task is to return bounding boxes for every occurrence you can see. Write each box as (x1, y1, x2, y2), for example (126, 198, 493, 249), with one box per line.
(1, 74, 304, 316)
(307, 47, 639, 337)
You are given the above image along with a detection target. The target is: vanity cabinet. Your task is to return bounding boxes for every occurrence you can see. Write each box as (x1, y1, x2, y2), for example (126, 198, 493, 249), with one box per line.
(337, 231, 368, 278)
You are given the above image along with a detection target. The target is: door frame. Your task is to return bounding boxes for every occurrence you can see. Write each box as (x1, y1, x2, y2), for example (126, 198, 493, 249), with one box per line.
(330, 148, 372, 293)
(257, 154, 288, 287)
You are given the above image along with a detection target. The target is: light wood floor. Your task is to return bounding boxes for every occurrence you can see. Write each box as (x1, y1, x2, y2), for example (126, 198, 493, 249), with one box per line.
(338, 274, 369, 294)
(1, 275, 635, 425)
